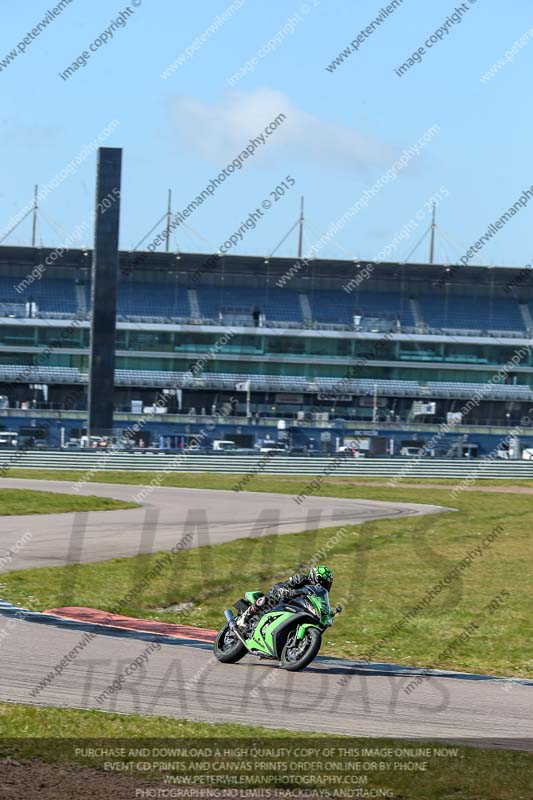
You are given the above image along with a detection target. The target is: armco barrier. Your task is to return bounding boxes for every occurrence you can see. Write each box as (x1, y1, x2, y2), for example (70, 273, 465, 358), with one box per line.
(1, 451, 533, 478)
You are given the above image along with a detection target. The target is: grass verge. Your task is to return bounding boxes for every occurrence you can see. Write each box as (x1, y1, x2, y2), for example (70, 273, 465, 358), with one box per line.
(1, 474, 531, 677)
(5, 466, 533, 488)
(0, 703, 532, 799)
(0, 488, 138, 516)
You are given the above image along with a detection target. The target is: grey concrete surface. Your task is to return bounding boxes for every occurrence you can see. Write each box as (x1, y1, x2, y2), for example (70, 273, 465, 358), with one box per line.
(1, 618, 531, 749)
(4, 478, 521, 749)
(0, 478, 451, 571)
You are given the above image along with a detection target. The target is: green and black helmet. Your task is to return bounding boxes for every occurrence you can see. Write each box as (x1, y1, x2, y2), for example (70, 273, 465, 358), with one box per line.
(310, 564, 334, 591)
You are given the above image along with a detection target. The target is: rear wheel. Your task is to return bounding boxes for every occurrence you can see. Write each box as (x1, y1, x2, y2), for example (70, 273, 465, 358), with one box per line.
(213, 623, 247, 663)
(280, 627, 321, 671)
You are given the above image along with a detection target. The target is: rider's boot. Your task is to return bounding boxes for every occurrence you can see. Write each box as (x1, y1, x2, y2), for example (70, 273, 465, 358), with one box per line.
(237, 596, 265, 629)
(237, 604, 256, 629)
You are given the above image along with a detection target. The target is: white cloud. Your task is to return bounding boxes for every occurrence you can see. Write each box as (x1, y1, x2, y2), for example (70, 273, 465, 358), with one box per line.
(169, 88, 398, 170)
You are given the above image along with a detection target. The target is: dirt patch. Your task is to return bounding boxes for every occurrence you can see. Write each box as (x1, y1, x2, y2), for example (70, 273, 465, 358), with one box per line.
(323, 480, 533, 494)
(153, 602, 194, 613)
(0, 756, 157, 799)
(0, 757, 373, 800)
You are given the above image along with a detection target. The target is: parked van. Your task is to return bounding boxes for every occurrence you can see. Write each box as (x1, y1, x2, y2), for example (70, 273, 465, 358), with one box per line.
(212, 440, 237, 451)
(0, 431, 18, 448)
(400, 446, 423, 457)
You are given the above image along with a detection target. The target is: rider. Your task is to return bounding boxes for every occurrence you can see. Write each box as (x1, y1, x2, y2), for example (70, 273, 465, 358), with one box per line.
(237, 565, 334, 629)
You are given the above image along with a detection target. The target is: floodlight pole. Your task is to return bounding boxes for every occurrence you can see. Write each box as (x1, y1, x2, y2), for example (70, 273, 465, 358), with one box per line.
(32, 185, 38, 247)
(298, 196, 304, 258)
(429, 202, 436, 264)
(165, 189, 172, 252)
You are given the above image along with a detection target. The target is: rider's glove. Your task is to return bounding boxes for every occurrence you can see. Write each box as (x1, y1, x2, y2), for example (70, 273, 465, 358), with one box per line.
(287, 574, 307, 588)
(276, 586, 295, 602)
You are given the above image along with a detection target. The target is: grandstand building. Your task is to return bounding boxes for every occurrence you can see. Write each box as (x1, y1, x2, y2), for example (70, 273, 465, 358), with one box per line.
(1, 244, 533, 455)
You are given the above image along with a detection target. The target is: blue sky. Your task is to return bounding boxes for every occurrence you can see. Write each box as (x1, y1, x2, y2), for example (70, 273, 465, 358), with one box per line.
(1, 0, 532, 266)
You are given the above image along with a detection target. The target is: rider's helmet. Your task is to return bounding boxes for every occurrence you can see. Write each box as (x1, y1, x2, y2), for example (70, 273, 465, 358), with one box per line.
(309, 564, 334, 591)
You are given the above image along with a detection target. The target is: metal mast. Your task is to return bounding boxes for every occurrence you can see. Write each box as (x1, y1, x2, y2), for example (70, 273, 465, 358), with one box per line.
(31, 185, 38, 247)
(298, 196, 304, 258)
(165, 189, 172, 252)
(429, 202, 436, 264)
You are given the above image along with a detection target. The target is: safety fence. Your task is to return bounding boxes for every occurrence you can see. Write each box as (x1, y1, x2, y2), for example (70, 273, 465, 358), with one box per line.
(2, 451, 533, 478)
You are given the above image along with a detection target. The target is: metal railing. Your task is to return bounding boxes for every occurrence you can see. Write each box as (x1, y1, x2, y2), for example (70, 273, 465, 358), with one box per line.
(2, 450, 533, 478)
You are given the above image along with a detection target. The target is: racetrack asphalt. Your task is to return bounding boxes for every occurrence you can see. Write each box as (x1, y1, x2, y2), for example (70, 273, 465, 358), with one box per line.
(1, 615, 531, 749)
(2, 478, 531, 749)
(0, 477, 451, 570)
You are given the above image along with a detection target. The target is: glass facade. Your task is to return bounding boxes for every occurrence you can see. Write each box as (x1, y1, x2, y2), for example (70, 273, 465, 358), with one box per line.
(1, 324, 532, 385)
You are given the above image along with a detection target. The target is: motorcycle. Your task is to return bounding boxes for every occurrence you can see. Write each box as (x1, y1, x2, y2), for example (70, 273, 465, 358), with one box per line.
(213, 585, 342, 671)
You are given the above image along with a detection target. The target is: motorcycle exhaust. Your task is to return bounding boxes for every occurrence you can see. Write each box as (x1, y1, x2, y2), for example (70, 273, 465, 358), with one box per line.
(224, 608, 248, 647)
(224, 609, 236, 627)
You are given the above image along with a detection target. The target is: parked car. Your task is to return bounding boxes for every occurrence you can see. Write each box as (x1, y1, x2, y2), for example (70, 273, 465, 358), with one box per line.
(212, 440, 238, 452)
(62, 441, 81, 450)
(258, 443, 288, 454)
(337, 446, 366, 458)
(400, 446, 425, 457)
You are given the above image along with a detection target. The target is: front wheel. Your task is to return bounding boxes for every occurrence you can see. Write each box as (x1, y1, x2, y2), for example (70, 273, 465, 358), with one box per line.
(213, 623, 247, 663)
(280, 627, 322, 671)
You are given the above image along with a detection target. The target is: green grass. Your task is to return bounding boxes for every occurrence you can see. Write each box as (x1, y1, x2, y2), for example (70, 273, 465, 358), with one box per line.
(1, 473, 532, 795)
(5, 466, 533, 489)
(0, 701, 296, 738)
(0, 488, 138, 515)
(1, 703, 532, 799)
(1, 473, 532, 677)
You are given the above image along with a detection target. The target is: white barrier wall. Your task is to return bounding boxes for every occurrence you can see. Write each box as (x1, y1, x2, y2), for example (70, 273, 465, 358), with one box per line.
(2, 451, 533, 479)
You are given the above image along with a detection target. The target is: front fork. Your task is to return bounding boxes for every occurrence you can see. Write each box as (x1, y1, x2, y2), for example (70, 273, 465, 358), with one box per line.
(296, 622, 322, 640)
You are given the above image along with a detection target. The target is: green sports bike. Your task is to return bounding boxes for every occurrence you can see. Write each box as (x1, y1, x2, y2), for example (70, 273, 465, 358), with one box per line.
(213, 585, 342, 671)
